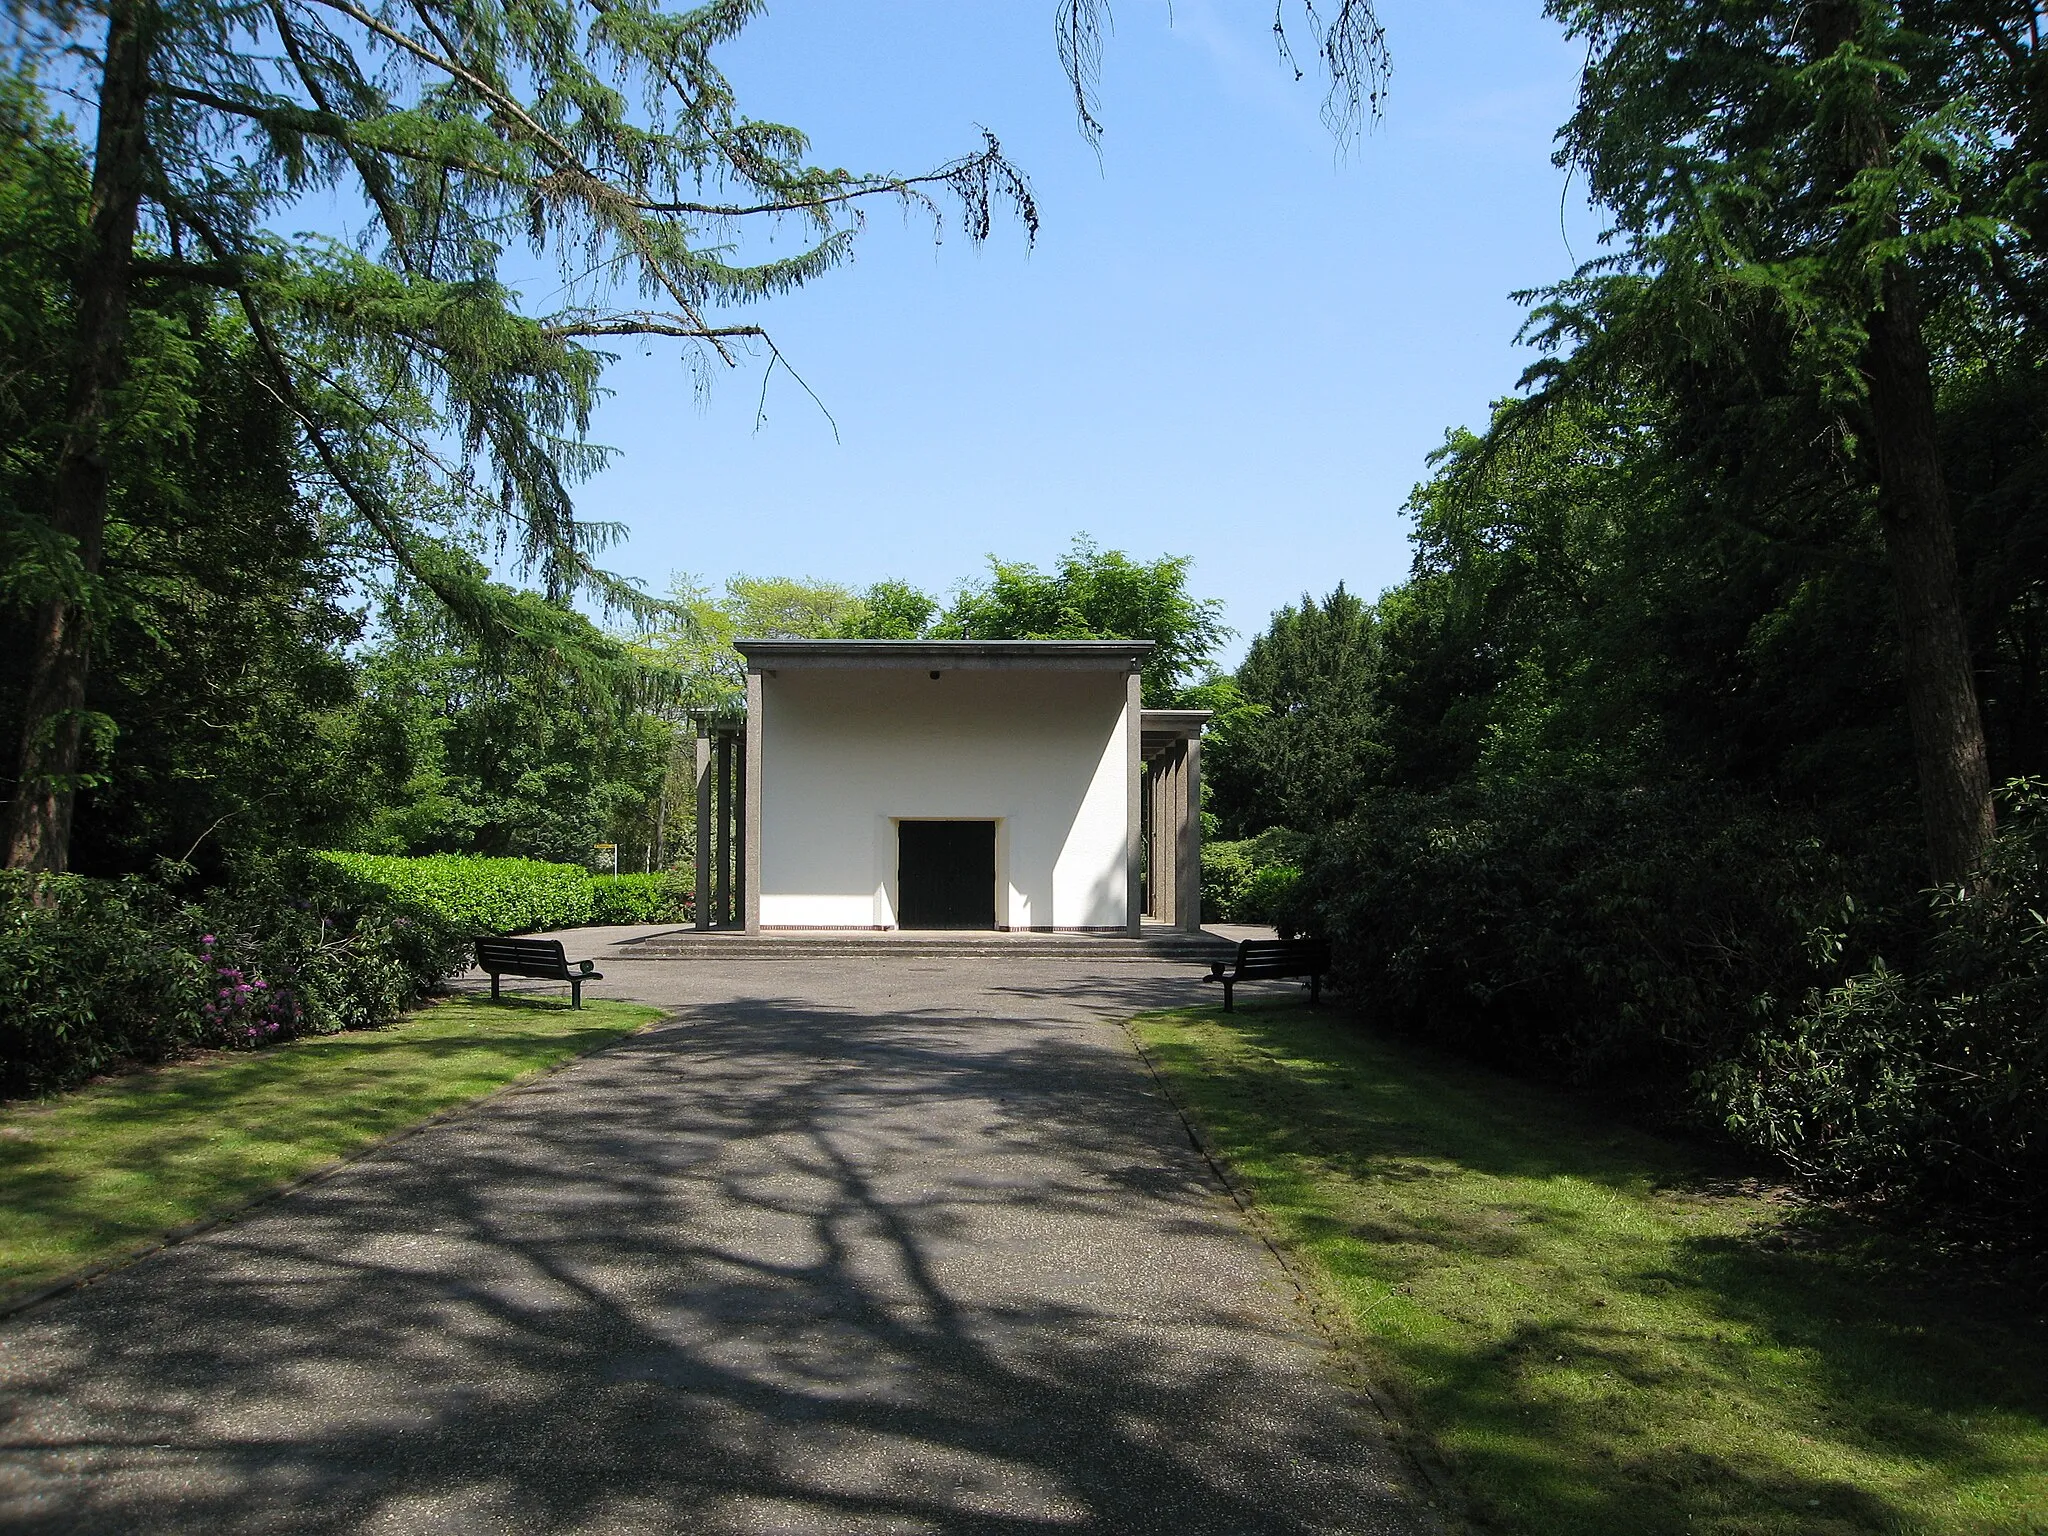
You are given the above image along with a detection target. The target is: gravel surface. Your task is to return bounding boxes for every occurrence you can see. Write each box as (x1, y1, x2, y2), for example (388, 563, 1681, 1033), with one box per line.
(0, 953, 1434, 1534)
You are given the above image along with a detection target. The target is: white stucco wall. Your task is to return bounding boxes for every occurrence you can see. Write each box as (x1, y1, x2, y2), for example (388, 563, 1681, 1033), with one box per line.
(756, 666, 1132, 929)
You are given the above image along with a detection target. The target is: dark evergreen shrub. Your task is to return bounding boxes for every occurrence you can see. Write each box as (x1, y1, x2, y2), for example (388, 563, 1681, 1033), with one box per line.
(0, 873, 201, 1095)
(1710, 782, 2048, 1257)
(1280, 782, 1906, 1116)
(0, 853, 469, 1098)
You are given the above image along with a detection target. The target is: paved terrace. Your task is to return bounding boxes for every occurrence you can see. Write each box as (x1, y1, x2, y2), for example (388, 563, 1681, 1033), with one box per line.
(0, 942, 1432, 1534)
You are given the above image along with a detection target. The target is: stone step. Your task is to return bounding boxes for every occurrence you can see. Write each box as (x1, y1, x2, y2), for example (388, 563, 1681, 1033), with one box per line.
(614, 932, 1237, 962)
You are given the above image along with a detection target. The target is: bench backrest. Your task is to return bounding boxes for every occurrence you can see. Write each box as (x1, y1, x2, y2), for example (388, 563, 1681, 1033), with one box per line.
(1230, 937, 1329, 977)
(475, 937, 570, 972)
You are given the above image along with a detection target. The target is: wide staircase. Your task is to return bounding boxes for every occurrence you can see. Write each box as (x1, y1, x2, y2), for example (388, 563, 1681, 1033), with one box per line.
(616, 925, 1239, 962)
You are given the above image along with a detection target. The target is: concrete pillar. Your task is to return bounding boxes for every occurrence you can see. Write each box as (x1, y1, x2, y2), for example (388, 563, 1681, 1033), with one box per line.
(714, 732, 731, 927)
(1178, 733, 1203, 933)
(1157, 746, 1180, 927)
(1156, 756, 1173, 922)
(1145, 759, 1163, 920)
(744, 668, 763, 934)
(1125, 670, 1144, 936)
(693, 726, 712, 930)
(729, 737, 745, 933)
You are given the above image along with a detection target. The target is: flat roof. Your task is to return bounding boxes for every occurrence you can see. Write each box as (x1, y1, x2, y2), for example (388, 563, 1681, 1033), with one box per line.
(1142, 708, 1212, 750)
(735, 639, 1154, 670)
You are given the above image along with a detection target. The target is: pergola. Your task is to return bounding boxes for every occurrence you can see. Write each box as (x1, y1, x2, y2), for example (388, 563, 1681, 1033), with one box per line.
(1140, 709, 1210, 932)
(692, 710, 748, 931)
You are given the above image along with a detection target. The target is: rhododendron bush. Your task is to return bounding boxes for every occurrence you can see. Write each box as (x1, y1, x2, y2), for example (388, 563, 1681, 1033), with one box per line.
(1, 854, 468, 1098)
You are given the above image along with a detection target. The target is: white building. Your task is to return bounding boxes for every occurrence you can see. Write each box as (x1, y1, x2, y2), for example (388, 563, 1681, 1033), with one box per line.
(689, 641, 1206, 934)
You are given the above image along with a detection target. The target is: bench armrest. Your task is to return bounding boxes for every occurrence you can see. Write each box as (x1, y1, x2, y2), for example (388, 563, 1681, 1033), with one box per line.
(1206, 961, 1229, 979)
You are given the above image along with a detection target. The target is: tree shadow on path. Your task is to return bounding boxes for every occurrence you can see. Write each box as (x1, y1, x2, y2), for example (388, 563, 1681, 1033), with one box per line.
(0, 971, 1427, 1535)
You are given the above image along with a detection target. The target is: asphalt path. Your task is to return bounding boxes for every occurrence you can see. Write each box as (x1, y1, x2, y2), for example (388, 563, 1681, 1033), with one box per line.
(0, 951, 1434, 1534)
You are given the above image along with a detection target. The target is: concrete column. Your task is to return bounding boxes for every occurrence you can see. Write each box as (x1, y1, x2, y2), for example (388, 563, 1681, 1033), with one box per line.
(1156, 757, 1173, 921)
(1145, 760, 1162, 920)
(693, 726, 712, 930)
(714, 732, 731, 927)
(734, 731, 748, 931)
(1178, 732, 1203, 932)
(1125, 670, 1143, 936)
(744, 668, 763, 934)
(1158, 746, 1180, 927)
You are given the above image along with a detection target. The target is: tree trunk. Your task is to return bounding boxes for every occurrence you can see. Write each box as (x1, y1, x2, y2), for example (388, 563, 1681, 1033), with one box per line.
(4, 0, 154, 872)
(1807, 1, 1997, 886)
(1865, 261, 1996, 886)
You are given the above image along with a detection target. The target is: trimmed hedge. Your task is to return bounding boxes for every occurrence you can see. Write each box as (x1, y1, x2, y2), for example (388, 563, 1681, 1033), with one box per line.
(587, 872, 692, 925)
(318, 852, 593, 936)
(1, 854, 469, 1098)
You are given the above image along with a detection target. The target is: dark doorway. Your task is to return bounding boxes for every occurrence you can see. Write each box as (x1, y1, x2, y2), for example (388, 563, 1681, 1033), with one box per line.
(897, 820, 997, 929)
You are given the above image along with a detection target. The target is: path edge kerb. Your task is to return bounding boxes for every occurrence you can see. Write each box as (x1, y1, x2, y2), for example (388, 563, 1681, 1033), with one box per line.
(0, 1004, 675, 1327)
(1119, 1008, 1467, 1534)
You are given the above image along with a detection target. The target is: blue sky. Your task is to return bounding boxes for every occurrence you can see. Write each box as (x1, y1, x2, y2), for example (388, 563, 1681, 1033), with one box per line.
(567, 1, 1604, 664)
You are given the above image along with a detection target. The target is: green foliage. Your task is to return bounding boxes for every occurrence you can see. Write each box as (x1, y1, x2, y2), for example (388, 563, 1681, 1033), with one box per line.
(10, 0, 1035, 622)
(936, 536, 1228, 703)
(837, 580, 938, 640)
(634, 542, 1226, 712)
(339, 570, 668, 863)
(1711, 781, 2048, 1257)
(0, 86, 363, 875)
(1207, 586, 1387, 837)
(1200, 828, 1307, 924)
(586, 871, 692, 925)
(0, 873, 197, 1096)
(0, 77, 86, 611)
(634, 572, 939, 708)
(318, 852, 593, 937)
(1280, 782, 1909, 1118)
(0, 855, 467, 1098)
(1540, 0, 2026, 418)
(1238, 862, 1302, 926)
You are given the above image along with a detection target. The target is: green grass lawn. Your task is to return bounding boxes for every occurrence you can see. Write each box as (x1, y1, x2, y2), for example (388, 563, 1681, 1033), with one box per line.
(0, 994, 663, 1301)
(1132, 1003, 2048, 1536)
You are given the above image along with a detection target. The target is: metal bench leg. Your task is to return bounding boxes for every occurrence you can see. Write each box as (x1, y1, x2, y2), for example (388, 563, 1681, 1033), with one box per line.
(490, 972, 501, 1002)
(1222, 980, 1234, 1013)
(569, 976, 583, 1009)
(1310, 973, 1322, 1006)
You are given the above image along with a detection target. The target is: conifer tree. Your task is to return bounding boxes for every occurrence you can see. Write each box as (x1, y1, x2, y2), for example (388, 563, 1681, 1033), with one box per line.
(3, 0, 1035, 870)
(1533, 0, 2048, 884)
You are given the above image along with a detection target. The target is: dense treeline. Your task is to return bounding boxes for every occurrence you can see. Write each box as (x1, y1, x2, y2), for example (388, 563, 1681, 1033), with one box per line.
(1207, 0, 2048, 1263)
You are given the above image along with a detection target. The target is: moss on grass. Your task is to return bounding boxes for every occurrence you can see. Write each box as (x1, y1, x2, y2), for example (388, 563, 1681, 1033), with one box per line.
(0, 994, 662, 1299)
(1132, 1003, 2048, 1536)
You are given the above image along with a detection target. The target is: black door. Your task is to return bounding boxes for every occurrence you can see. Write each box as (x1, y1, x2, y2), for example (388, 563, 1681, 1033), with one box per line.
(897, 821, 997, 929)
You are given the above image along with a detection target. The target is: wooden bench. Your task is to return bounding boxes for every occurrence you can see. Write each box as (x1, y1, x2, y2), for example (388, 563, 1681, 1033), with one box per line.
(1202, 938, 1330, 1013)
(474, 937, 603, 1009)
